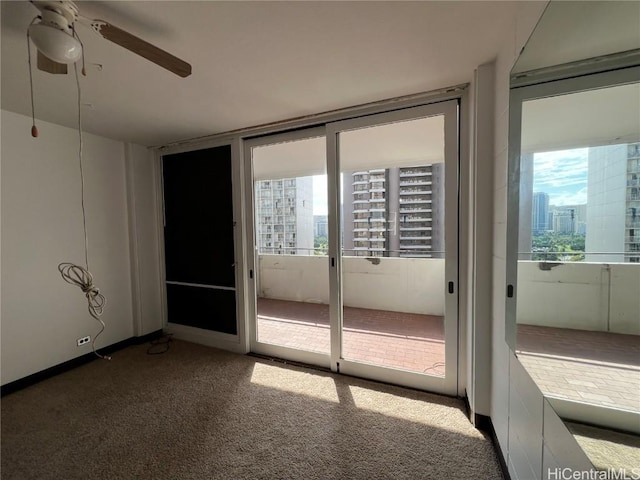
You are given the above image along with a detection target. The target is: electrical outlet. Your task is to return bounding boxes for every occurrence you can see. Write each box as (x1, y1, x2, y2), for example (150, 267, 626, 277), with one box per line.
(77, 336, 91, 347)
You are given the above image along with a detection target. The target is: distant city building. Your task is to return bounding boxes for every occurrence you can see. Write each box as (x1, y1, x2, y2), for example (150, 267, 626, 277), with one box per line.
(532, 192, 549, 233)
(342, 164, 445, 258)
(255, 177, 314, 255)
(550, 204, 586, 235)
(314, 215, 328, 238)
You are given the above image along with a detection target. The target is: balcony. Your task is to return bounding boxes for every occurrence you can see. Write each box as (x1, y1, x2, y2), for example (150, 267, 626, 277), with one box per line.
(515, 260, 639, 413)
(256, 254, 639, 412)
(400, 225, 431, 231)
(400, 235, 432, 241)
(400, 189, 431, 195)
(399, 169, 430, 177)
(399, 207, 432, 214)
(400, 180, 432, 186)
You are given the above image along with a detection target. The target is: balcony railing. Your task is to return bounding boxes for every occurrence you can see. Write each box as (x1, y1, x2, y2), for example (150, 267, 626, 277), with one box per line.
(400, 227, 432, 232)
(400, 179, 432, 186)
(400, 188, 431, 195)
(399, 207, 432, 214)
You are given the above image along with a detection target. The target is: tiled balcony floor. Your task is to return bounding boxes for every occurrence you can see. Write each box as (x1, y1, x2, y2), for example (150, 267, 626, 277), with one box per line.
(257, 298, 445, 376)
(517, 325, 640, 413)
(257, 298, 640, 411)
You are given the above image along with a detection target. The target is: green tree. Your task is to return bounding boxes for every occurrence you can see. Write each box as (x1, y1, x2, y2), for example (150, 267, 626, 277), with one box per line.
(531, 232, 585, 262)
(314, 236, 328, 255)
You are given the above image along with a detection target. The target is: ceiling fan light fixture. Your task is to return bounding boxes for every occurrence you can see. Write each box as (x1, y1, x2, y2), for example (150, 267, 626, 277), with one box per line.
(28, 23, 82, 64)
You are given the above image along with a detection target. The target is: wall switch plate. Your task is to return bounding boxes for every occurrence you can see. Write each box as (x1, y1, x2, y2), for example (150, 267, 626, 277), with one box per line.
(77, 336, 91, 346)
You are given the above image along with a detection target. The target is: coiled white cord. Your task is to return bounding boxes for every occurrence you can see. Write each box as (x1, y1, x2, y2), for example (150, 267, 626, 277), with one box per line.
(58, 263, 110, 360)
(57, 60, 110, 360)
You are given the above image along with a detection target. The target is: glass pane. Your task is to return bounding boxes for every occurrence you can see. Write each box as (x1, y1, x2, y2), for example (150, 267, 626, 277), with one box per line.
(516, 83, 640, 414)
(252, 136, 330, 354)
(338, 115, 447, 376)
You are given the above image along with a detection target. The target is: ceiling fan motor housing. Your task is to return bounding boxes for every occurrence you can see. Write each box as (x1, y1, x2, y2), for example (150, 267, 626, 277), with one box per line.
(39, 9, 71, 31)
(29, 1, 81, 64)
(32, 1, 79, 26)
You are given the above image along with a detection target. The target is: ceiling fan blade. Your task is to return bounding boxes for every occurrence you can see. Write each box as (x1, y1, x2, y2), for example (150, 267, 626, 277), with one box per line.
(37, 51, 68, 74)
(91, 20, 192, 78)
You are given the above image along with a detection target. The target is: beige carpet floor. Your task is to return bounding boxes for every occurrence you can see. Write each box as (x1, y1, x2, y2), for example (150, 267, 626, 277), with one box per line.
(566, 422, 640, 473)
(1, 340, 502, 479)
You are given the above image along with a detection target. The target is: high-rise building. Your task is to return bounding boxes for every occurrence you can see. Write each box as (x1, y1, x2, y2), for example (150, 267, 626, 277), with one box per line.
(626, 143, 640, 263)
(532, 192, 549, 233)
(314, 215, 328, 238)
(585, 143, 640, 262)
(342, 164, 444, 258)
(255, 177, 314, 255)
(550, 204, 586, 234)
(342, 169, 388, 256)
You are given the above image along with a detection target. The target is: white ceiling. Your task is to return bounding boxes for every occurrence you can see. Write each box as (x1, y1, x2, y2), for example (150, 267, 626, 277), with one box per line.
(513, 1, 640, 74)
(522, 83, 640, 154)
(1, 1, 522, 147)
(253, 114, 444, 180)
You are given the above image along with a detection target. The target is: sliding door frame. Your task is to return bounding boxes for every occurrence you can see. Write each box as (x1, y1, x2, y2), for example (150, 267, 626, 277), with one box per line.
(244, 126, 332, 367)
(506, 64, 640, 429)
(244, 101, 460, 395)
(326, 100, 460, 394)
(156, 136, 248, 353)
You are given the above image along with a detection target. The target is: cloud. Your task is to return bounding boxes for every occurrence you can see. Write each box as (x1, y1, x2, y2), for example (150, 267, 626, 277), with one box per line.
(549, 186, 588, 206)
(533, 148, 588, 192)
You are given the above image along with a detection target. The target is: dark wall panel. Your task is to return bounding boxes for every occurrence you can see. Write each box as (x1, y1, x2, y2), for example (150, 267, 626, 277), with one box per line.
(166, 284, 237, 335)
(163, 146, 235, 288)
(162, 145, 237, 334)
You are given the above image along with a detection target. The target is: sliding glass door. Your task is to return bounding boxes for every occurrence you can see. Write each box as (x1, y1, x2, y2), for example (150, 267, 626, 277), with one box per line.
(245, 101, 459, 394)
(246, 128, 332, 367)
(328, 102, 459, 393)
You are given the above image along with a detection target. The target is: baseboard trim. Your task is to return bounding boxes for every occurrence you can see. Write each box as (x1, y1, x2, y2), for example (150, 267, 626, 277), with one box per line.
(0, 330, 164, 397)
(462, 389, 471, 418)
(475, 413, 511, 480)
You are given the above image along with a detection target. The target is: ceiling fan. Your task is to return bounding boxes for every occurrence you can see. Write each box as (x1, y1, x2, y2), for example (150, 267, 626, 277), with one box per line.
(28, 0, 192, 77)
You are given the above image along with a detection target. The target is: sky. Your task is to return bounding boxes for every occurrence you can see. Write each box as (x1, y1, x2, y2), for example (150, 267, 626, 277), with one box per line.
(312, 175, 328, 215)
(533, 148, 588, 206)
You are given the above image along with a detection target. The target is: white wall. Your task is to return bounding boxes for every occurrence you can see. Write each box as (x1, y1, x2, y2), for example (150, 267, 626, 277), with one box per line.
(258, 254, 445, 315)
(489, 3, 594, 479)
(0, 110, 155, 385)
(517, 261, 640, 334)
(124, 144, 164, 337)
